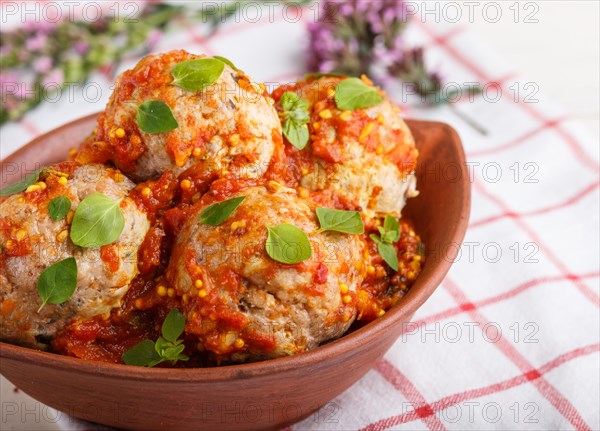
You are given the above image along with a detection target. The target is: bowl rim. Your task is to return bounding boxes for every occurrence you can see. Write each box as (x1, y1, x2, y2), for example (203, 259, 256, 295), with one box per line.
(0, 115, 470, 382)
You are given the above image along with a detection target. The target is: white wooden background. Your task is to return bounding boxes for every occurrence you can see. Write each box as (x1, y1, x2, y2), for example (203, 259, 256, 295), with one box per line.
(464, 1, 599, 138)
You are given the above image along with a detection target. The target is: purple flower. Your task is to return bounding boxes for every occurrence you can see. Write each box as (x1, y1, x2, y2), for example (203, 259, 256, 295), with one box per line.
(388, 48, 443, 98)
(307, 0, 409, 77)
(147, 29, 163, 47)
(43, 69, 64, 89)
(25, 33, 47, 51)
(0, 72, 19, 87)
(23, 20, 57, 33)
(14, 81, 34, 100)
(33, 56, 53, 73)
(74, 41, 90, 55)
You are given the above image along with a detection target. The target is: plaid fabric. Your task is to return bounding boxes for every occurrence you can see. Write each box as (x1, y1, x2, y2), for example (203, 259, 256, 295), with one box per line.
(1, 7, 598, 431)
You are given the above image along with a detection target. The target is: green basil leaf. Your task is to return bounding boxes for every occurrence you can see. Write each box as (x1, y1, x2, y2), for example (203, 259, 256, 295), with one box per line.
(171, 58, 225, 92)
(383, 215, 399, 234)
(162, 344, 186, 361)
(37, 257, 78, 312)
(283, 119, 309, 150)
(213, 55, 238, 71)
(161, 308, 186, 343)
(280, 92, 310, 150)
(335, 77, 383, 110)
(154, 337, 170, 355)
(281, 92, 310, 123)
(280, 91, 299, 112)
(136, 100, 179, 134)
(200, 196, 245, 226)
(383, 230, 400, 244)
(48, 195, 71, 221)
(371, 214, 401, 270)
(369, 233, 381, 244)
(378, 241, 398, 271)
(70, 193, 125, 247)
(123, 310, 189, 367)
(266, 223, 312, 264)
(122, 340, 161, 367)
(176, 353, 190, 362)
(316, 207, 364, 234)
(0, 168, 44, 197)
(382, 215, 400, 243)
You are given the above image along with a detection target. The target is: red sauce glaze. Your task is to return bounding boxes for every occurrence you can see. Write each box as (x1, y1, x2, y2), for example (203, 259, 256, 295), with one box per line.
(163, 205, 193, 238)
(100, 244, 121, 273)
(356, 220, 424, 321)
(314, 262, 328, 284)
(0, 219, 32, 268)
(74, 52, 196, 172)
(52, 313, 157, 363)
(53, 274, 211, 366)
(130, 171, 178, 220)
(272, 76, 417, 183)
(0, 162, 81, 266)
(74, 50, 277, 176)
(46, 75, 423, 367)
(137, 223, 165, 275)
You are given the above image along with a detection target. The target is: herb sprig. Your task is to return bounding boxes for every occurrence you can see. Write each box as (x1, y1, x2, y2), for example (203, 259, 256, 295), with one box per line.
(122, 308, 190, 367)
(70, 193, 125, 247)
(316, 207, 364, 234)
(370, 215, 400, 271)
(171, 58, 225, 92)
(213, 55, 238, 71)
(37, 257, 78, 312)
(0, 168, 44, 197)
(199, 196, 246, 226)
(136, 100, 179, 134)
(266, 223, 312, 264)
(280, 92, 310, 150)
(48, 196, 71, 221)
(335, 78, 382, 111)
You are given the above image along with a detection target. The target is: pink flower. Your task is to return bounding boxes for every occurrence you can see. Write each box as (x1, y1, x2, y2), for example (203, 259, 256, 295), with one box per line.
(25, 33, 47, 51)
(33, 57, 53, 73)
(74, 41, 90, 55)
(43, 69, 64, 89)
(147, 29, 162, 47)
(307, 0, 409, 76)
(14, 81, 34, 100)
(23, 20, 57, 33)
(0, 72, 19, 87)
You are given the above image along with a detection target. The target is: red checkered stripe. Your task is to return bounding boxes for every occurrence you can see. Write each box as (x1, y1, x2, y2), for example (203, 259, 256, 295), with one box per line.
(469, 182, 599, 228)
(363, 343, 600, 431)
(357, 22, 599, 431)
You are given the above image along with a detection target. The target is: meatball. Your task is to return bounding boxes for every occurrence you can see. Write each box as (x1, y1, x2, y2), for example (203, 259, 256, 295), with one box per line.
(0, 163, 150, 348)
(167, 184, 366, 362)
(272, 76, 418, 218)
(76, 50, 282, 182)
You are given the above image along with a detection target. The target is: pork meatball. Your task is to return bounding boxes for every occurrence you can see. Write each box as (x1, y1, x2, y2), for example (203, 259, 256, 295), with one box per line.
(76, 50, 282, 182)
(167, 184, 366, 362)
(0, 163, 150, 348)
(272, 76, 418, 219)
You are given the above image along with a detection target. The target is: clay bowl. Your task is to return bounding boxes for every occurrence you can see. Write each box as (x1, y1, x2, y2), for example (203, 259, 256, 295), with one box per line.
(0, 115, 470, 431)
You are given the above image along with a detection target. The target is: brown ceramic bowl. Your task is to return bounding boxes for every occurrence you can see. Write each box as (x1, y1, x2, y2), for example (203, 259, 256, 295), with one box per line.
(0, 115, 470, 431)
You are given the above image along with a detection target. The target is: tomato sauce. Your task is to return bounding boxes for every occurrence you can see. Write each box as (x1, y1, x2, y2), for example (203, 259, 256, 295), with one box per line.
(49, 73, 424, 367)
(356, 220, 424, 321)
